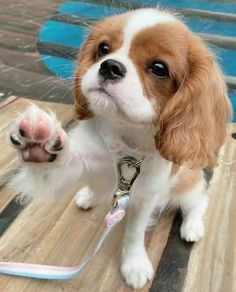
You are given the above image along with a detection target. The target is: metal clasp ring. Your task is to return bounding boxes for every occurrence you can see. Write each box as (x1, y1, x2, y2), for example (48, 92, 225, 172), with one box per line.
(117, 156, 143, 190)
(112, 156, 143, 208)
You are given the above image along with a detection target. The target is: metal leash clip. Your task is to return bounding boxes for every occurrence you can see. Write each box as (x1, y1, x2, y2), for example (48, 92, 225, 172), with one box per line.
(112, 156, 143, 208)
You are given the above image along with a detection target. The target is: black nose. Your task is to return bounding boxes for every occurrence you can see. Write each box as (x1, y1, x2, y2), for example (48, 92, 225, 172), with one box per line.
(99, 59, 126, 81)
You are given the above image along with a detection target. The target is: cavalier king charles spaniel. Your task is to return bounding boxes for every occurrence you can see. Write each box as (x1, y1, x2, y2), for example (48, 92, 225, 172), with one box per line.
(8, 8, 232, 289)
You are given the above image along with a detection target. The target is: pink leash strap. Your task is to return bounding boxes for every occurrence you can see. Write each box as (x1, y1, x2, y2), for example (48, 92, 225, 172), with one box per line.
(0, 195, 129, 280)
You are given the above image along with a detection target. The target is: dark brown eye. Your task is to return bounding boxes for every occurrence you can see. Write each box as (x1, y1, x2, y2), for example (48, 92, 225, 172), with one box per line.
(148, 61, 169, 79)
(98, 42, 110, 57)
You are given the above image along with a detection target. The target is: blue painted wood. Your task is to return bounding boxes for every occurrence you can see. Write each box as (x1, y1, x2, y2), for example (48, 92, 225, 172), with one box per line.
(41, 55, 76, 79)
(230, 92, 236, 121)
(212, 47, 236, 77)
(58, 1, 236, 37)
(39, 22, 236, 77)
(58, 1, 126, 19)
(130, 0, 236, 14)
(38, 0, 236, 121)
(39, 20, 88, 48)
(186, 17, 236, 37)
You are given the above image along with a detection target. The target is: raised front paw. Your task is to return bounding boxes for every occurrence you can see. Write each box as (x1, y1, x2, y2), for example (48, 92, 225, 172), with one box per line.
(8, 105, 69, 164)
(121, 249, 154, 289)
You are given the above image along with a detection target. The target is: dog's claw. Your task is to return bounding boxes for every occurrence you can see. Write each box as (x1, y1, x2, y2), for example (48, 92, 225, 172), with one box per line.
(52, 137, 62, 151)
(10, 134, 22, 146)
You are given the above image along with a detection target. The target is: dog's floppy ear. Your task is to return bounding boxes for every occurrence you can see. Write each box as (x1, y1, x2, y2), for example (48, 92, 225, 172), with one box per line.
(73, 34, 94, 120)
(156, 35, 232, 168)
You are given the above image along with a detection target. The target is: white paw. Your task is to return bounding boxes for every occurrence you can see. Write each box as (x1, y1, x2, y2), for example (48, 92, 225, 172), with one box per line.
(180, 217, 204, 242)
(7, 105, 69, 164)
(75, 186, 97, 210)
(120, 249, 154, 289)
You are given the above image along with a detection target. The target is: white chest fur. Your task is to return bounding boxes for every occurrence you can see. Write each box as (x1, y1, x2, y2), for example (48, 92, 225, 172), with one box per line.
(95, 117, 157, 158)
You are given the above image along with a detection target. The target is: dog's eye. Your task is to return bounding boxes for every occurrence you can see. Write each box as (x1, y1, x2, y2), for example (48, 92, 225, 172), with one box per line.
(98, 42, 110, 57)
(148, 61, 169, 79)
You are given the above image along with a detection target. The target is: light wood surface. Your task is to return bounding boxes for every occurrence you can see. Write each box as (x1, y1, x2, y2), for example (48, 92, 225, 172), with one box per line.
(0, 198, 174, 292)
(0, 98, 235, 292)
(0, 98, 174, 292)
(183, 124, 236, 292)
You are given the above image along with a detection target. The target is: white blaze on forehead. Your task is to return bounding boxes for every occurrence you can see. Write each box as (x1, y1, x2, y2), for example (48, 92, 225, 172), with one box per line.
(81, 8, 178, 123)
(121, 8, 177, 53)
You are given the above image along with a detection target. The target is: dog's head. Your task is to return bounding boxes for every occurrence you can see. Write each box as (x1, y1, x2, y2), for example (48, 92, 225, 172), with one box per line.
(74, 8, 232, 168)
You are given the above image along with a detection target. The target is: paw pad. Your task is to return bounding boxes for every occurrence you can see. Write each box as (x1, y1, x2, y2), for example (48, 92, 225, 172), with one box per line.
(8, 106, 67, 163)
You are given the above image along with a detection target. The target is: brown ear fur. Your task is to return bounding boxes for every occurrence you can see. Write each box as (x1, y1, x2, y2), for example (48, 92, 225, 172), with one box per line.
(156, 34, 232, 168)
(73, 34, 94, 120)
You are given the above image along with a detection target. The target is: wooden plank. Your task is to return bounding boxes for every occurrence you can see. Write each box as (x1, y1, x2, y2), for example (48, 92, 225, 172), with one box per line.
(0, 29, 36, 52)
(0, 48, 52, 76)
(0, 95, 19, 109)
(0, 0, 65, 35)
(0, 98, 74, 187)
(0, 191, 26, 237)
(0, 20, 38, 38)
(37, 41, 78, 60)
(200, 33, 236, 50)
(225, 76, 236, 90)
(180, 8, 236, 23)
(0, 60, 73, 102)
(150, 213, 193, 292)
(0, 193, 174, 292)
(0, 186, 18, 214)
(183, 123, 236, 292)
(1, 0, 64, 14)
(0, 191, 77, 292)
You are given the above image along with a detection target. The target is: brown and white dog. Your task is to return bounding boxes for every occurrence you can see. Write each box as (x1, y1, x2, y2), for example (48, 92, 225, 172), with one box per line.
(8, 8, 232, 289)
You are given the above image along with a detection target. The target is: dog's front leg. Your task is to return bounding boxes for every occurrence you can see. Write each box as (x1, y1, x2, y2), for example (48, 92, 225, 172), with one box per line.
(7, 105, 93, 199)
(120, 190, 156, 289)
(120, 155, 172, 289)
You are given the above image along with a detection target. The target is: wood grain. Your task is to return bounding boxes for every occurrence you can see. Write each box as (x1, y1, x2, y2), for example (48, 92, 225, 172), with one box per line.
(0, 196, 174, 292)
(183, 123, 236, 292)
(0, 59, 73, 102)
(0, 0, 73, 101)
(1, 99, 235, 291)
(0, 186, 17, 214)
(0, 29, 36, 52)
(0, 48, 52, 76)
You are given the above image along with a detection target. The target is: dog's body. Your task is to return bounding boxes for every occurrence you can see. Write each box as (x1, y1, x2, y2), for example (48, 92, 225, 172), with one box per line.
(8, 8, 231, 289)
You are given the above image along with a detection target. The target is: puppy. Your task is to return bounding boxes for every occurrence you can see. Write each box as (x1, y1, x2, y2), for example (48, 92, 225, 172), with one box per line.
(8, 8, 232, 289)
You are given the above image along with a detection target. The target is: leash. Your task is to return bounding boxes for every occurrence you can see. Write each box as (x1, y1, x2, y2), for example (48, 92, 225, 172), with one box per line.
(0, 156, 142, 280)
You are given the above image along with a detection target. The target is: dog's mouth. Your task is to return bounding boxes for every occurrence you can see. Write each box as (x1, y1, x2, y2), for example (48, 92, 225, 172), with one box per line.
(89, 86, 111, 96)
(87, 85, 132, 121)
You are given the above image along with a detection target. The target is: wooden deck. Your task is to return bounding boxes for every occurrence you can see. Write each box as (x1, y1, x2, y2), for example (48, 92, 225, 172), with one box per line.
(0, 97, 235, 292)
(0, 0, 72, 104)
(183, 124, 236, 292)
(0, 0, 236, 291)
(0, 97, 175, 292)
